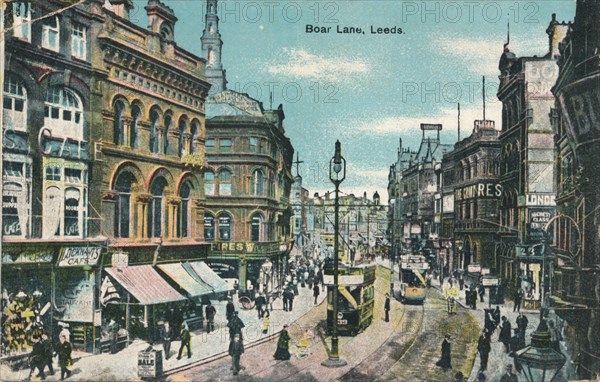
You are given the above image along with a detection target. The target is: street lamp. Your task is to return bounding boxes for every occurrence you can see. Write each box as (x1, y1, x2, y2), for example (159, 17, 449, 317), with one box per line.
(322, 140, 347, 368)
(261, 258, 273, 294)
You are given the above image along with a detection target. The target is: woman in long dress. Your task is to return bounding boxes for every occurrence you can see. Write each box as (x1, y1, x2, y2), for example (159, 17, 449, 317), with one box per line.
(436, 335, 452, 370)
(273, 324, 291, 360)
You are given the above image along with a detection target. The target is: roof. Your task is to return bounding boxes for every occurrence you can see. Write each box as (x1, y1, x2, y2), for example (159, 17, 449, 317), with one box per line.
(105, 265, 186, 305)
(157, 262, 213, 297)
(186, 261, 232, 294)
(206, 90, 265, 119)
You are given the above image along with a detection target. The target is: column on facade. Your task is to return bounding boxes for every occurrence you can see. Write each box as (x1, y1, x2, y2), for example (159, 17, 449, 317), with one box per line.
(168, 196, 181, 239)
(136, 193, 152, 239)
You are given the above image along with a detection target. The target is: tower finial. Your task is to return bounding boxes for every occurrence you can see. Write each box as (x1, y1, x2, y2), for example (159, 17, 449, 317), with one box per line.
(505, 14, 510, 48)
(293, 152, 304, 177)
(201, 0, 227, 94)
(457, 103, 461, 142)
(482, 76, 486, 122)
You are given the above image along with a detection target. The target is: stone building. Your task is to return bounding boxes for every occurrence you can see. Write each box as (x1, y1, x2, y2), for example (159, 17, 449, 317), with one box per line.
(552, 2, 600, 378)
(200, 0, 294, 294)
(495, 16, 567, 305)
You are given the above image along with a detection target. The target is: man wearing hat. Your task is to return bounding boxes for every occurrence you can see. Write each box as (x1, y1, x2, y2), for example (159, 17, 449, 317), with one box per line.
(226, 297, 235, 322)
(500, 364, 518, 382)
(176, 322, 192, 360)
(227, 311, 245, 340)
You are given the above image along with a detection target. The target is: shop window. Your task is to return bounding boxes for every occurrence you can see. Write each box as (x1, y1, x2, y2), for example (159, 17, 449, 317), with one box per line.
(3, 181, 27, 237)
(114, 171, 135, 238)
(42, 16, 60, 52)
(163, 115, 172, 154)
(45, 86, 83, 141)
(206, 139, 215, 153)
(150, 109, 160, 154)
(204, 213, 215, 241)
(204, 171, 215, 196)
(252, 169, 264, 196)
(218, 215, 232, 241)
(177, 181, 191, 238)
(219, 169, 232, 196)
(71, 23, 87, 60)
(220, 138, 232, 153)
(251, 213, 263, 242)
(12, 2, 31, 42)
(3, 74, 27, 132)
(148, 176, 168, 238)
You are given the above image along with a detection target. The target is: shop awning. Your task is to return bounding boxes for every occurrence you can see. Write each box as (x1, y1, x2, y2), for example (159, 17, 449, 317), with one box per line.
(157, 263, 213, 297)
(186, 261, 233, 294)
(105, 265, 186, 305)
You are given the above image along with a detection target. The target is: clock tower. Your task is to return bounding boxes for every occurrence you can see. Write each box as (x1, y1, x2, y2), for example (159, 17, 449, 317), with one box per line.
(201, 0, 227, 94)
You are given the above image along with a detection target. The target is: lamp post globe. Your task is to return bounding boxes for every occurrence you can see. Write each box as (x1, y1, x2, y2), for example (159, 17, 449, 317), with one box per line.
(322, 140, 347, 368)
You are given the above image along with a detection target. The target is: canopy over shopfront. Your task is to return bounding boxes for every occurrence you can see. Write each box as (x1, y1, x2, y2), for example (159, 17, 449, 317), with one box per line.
(105, 265, 186, 305)
(157, 263, 213, 298)
(186, 261, 232, 295)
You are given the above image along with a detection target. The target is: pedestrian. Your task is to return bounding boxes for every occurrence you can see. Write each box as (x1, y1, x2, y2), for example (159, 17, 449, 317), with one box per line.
(492, 306, 501, 327)
(176, 322, 192, 360)
(458, 275, 464, 291)
(477, 330, 491, 371)
(262, 310, 270, 334)
(205, 301, 216, 333)
(435, 334, 452, 370)
(426, 273, 432, 288)
(56, 333, 72, 381)
(229, 333, 244, 375)
(499, 316, 512, 353)
(160, 321, 173, 360)
(255, 292, 266, 319)
(384, 293, 391, 322)
(108, 319, 120, 354)
(228, 311, 245, 340)
(313, 284, 320, 305)
(40, 333, 54, 376)
(282, 287, 290, 312)
(28, 335, 45, 380)
(516, 312, 528, 339)
(226, 297, 235, 321)
(499, 364, 518, 382)
(273, 324, 291, 360)
(288, 288, 295, 312)
(510, 328, 522, 354)
(513, 288, 523, 312)
(58, 322, 71, 343)
(454, 371, 464, 382)
(478, 284, 485, 303)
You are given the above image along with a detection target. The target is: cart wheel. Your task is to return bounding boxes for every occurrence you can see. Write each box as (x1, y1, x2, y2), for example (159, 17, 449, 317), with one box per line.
(238, 296, 255, 310)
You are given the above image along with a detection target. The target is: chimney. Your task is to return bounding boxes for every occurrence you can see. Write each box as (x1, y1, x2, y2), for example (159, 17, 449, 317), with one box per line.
(104, 0, 134, 20)
(145, 0, 178, 41)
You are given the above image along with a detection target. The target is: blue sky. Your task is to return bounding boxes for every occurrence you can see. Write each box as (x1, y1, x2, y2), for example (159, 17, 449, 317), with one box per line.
(132, 0, 576, 202)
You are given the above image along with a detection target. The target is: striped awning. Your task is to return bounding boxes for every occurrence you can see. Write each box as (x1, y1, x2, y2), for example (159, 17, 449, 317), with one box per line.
(157, 263, 213, 298)
(105, 265, 186, 305)
(186, 261, 233, 294)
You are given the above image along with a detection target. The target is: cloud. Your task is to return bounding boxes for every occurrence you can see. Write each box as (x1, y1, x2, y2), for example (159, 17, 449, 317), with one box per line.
(267, 48, 370, 83)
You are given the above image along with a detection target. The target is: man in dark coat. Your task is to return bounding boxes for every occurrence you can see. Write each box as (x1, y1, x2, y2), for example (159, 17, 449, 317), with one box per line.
(176, 323, 192, 360)
(229, 333, 244, 375)
(313, 284, 320, 305)
(56, 333, 72, 381)
(287, 288, 295, 312)
(255, 293, 266, 319)
(228, 311, 245, 340)
(28, 335, 45, 380)
(384, 293, 391, 322)
(282, 288, 289, 312)
(160, 321, 173, 360)
(499, 316, 512, 353)
(492, 306, 501, 327)
(41, 333, 54, 376)
(509, 328, 523, 354)
(205, 301, 217, 333)
(499, 364, 518, 382)
(435, 335, 452, 370)
(516, 312, 528, 339)
(477, 330, 491, 371)
(226, 297, 235, 322)
(513, 288, 523, 312)
(273, 324, 291, 360)
(478, 284, 485, 303)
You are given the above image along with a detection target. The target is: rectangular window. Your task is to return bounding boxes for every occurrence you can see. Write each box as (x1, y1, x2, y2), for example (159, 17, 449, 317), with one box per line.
(13, 3, 31, 42)
(45, 167, 61, 181)
(249, 137, 258, 153)
(206, 139, 215, 153)
(220, 139, 232, 153)
(42, 17, 60, 52)
(3, 161, 23, 178)
(71, 24, 87, 60)
(65, 168, 82, 183)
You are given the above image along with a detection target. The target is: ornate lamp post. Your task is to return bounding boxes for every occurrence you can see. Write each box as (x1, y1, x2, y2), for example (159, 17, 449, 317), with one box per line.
(322, 140, 347, 368)
(261, 258, 273, 294)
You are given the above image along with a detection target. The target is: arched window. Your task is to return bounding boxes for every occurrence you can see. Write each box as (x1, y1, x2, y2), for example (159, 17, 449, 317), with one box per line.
(148, 176, 168, 238)
(130, 105, 141, 149)
(42, 16, 60, 51)
(3, 74, 27, 132)
(189, 120, 199, 154)
(113, 100, 125, 145)
(204, 171, 215, 196)
(178, 118, 187, 157)
(218, 214, 232, 241)
(177, 181, 191, 238)
(150, 109, 160, 153)
(163, 114, 172, 155)
(45, 86, 83, 140)
(64, 188, 81, 236)
(43, 186, 62, 238)
(219, 169, 232, 196)
(114, 171, 135, 238)
(204, 213, 215, 241)
(252, 169, 264, 196)
(251, 213, 263, 242)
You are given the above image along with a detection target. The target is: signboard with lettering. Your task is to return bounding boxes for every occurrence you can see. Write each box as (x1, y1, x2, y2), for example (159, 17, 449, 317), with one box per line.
(2, 251, 54, 264)
(467, 264, 482, 273)
(528, 208, 554, 241)
(55, 274, 95, 322)
(455, 183, 502, 201)
(137, 350, 163, 378)
(481, 277, 499, 286)
(58, 247, 102, 267)
(521, 194, 556, 207)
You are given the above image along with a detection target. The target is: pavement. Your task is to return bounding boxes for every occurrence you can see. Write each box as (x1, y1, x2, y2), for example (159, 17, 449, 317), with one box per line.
(0, 285, 327, 382)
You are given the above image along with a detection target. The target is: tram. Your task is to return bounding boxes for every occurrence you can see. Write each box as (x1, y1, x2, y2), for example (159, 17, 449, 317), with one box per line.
(323, 264, 376, 336)
(398, 255, 429, 304)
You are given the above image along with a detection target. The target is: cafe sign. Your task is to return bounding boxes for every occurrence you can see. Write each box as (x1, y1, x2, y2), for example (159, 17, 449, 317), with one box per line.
(58, 247, 102, 267)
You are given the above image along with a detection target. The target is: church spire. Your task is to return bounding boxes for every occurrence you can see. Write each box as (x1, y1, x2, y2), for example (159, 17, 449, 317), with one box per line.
(201, 0, 227, 94)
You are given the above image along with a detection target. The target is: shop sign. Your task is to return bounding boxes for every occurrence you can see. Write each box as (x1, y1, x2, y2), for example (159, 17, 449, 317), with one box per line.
(522, 193, 556, 207)
(481, 268, 490, 275)
(138, 350, 162, 378)
(55, 275, 94, 322)
(528, 208, 554, 241)
(454, 183, 502, 201)
(467, 264, 481, 273)
(2, 251, 53, 264)
(58, 247, 102, 267)
(481, 277, 499, 286)
(38, 127, 89, 160)
(206, 259, 238, 279)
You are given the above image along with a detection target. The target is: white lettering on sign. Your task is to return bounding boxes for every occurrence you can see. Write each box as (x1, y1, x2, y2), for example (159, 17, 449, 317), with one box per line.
(526, 194, 556, 206)
(455, 183, 502, 201)
(58, 247, 102, 267)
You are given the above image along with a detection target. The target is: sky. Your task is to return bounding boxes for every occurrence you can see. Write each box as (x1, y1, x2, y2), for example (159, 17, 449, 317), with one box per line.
(132, 0, 577, 203)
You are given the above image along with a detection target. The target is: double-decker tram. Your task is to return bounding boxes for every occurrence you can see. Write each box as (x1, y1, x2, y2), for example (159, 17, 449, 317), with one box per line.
(399, 255, 429, 304)
(323, 264, 376, 336)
